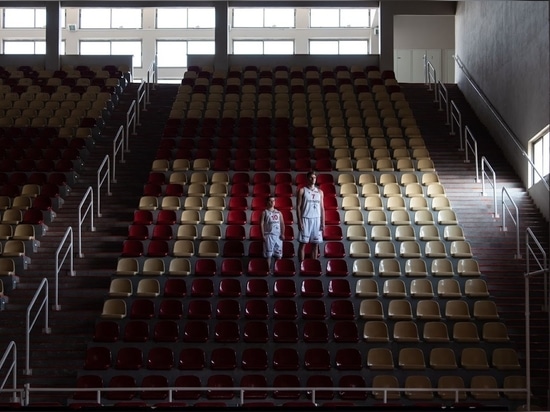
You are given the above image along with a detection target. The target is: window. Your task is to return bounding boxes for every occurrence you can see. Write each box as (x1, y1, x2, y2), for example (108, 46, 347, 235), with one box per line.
(187, 8, 215, 28)
(233, 40, 294, 55)
(156, 8, 188, 28)
(232, 8, 295, 28)
(80, 40, 142, 67)
(310, 40, 368, 55)
(4, 8, 46, 28)
(157, 40, 215, 68)
(531, 126, 550, 185)
(80, 8, 142, 29)
(4, 40, 46, 54)
(310, 8, 372, 28)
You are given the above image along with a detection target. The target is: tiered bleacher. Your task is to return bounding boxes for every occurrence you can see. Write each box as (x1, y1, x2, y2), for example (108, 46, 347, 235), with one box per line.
(77, 65, 527, 408)
(0, 64, 127, 301)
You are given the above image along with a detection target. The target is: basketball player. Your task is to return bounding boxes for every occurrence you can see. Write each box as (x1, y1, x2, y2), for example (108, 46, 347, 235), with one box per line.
(261, 195, 285, 273)
(297, 171, 325, 261)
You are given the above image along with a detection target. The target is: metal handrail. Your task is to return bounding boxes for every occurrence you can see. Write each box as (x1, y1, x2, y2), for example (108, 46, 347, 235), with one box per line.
(53, 226, 75, 311)
(525, 227, 549, 410)
(454, 54, 549, 191)
(125, 100, 137, 151)
(97, 154, 112, 217)
(423, 55, 438, 102)
(136, 81, 146, 127)
(481, 156, 499, 218)
(77, 186, 95, 258)
(111, 126, 125, 184)
(449, 100, 464, 151)
(0, 341, 19, 403)
(501, 187, 521, 259)
(24, 278, 51, 375)
(146, 54, 157, 105)
(464, 125, 479, 181)
(437, 80, 449, 125)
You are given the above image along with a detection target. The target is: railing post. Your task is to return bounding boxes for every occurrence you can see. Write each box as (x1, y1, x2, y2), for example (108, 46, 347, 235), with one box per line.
(464, 126, 479, 182)
(450, 100, 464, 151)
(501, 187, 521, 259)
(25, 279, 51, 375)
(0, 341, 20, 403)
(481, 156, 499, 218)
(97, 155, 112, 216)
(78, 187, 95, 258)
(53, 226, 75, 311)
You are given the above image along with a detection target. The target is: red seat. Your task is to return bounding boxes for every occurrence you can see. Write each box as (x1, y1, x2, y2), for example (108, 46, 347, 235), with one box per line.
(275, 197, 293, 210)
(273, 279, 296, 297)
(274, 158, 291, 171)
(146, 347, 174, 370)
(226, 210, 247, 225)
(323, 225, 343, 240)
(194, 259, 217, 277)
(333, 321, 359, 342)
(121, 240, 144, 257)
(246, 279, 269, 297)
(165, 183, 184, 197)
(22, 208, 44, 224)
(305, 348, 331, 370)
(315, 158, 333, 171)
(182, 321, 209, 342)
(325, 210, 341, 225)
(123, 321, 149, 342)
(307, 375, 334, 400)
(328, 279, 351, 297)
(218, 279, 241, 297)
(147, 172, 166, 185)
(240, 374, 268, 399)
(178, 348, 206, 370)
(133, 210, 153, 225)
(303, 320, 329, 342)
(338, 375, 368, 400)
(301, 279, 324, 297)
(326, 259, 349, 277)
(323, 196, 338, 210)
(214, 320, 240, 343)
(234, 158, 251, 171)
(140, 375, 169, 400)
(129, 299, 155, 319)
(247, 257, 269, 276)
(228, 197, 248, 210)
(320, 183, 337, 197)
(249, 210, 263, 225)
(225, 225, 245, 240)
(146, 240, 169, 257)
(273, 348, 300, 370)
(251, 197, 267, 211)
(241, 348, 268, 370)
(220, 258, 243, 276)
(143, 183, 162, 197)
(273, 375, 301, 399)
(335, 348, 362, 370)
(273, 299, 298, 320)
(300, 259, 322, 276)
(210, 347, 237, 370)
(158, 299, 183, 319)
(163, 278, 186, 297)
(302, 300, 327, 319)
(215, 299, 241, 319)
(245, 299, 269, 319)
(273, 321, 298, 343)
(74, 375, 104, 400)
(115, 347, 143, 370)
(230, 183, 249, 197)
(128, 224, 149, 240)
(253, 158, 270, 171)
(173, 375, 202, 400)
(207, 375, 234, 399)
(153, 320, 179, 342)
(273, 259, 296, 277)
(84, 347, 111, 370)
(281, 210, 294, 224)
(294, 158, 312, 171)
(330, 300, 355, 319)
(93, 320, 119, 342)
(156, 210, 177, 225)
(324, 241, 346, 258)
(283, 241, 296, 257)
(187, 299, 212, 319)
(223, 240, 245, 257)
(105, 375, 137, 401)
(232, 172, 250, 184)
(243, 321, 269, 343)
(248, 225, 262, 240)
(253, 172, 271, 184)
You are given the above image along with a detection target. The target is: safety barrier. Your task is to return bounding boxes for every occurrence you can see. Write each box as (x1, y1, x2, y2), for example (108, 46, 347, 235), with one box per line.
(437, 80, 450, 125)
(449, 100, 464, 151)
(463, 126, 479, 182)
(423, 55, 438, 103)
(78, 187, 95, 258)
(111, 126, 125, 184)
(501, 187, 521, 259)
(53, 227, 75, 311)
(0, 341, 19, 403)
(24, 278, 51, 375)
(481, 156, 498, 218)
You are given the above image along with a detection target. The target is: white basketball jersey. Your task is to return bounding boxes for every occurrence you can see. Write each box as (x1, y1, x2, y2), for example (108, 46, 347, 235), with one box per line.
(264, 209, 281, 235)
(302, 186, 321, 218)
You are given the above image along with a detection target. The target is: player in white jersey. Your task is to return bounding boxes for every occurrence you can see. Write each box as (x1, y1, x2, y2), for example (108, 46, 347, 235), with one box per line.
(261, 196, 285, 273)
(297, 171, 325, 262)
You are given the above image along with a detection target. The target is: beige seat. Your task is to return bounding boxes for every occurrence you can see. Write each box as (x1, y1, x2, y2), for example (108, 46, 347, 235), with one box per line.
(187, 183, 206, 197)
(183, 197, 203, 211)
(388, 299, 413, 319)
(346, 225, 367, 240)
(445, 300, 471, 320)
(398, 347, 425, 369)
(108, 278, 133, 297)
(359, 300, 384, 319)
(160, 196, 181, 210)
(361, 183, 380, 197)
(138, 196, 158, 211)
(206, 197, 226, 211)
(383, 279, 407, 298)
(168, 258, 191, 276)
(470, 375, 500, 400)
(425, 240, 447, 257)
(12, 224, 35, 241)
(172, 158, 190, 171)
(209, 183, 228, 197)
(473, 300, 500, 320)
(414, 210, 434, 225)
(432, 196, 452, 211)
(370, 226, 391, 241)
(386, 196, 406, 211)
(423, 321, 449, 342)
(352, 259, 375, 277)
(461, 347, 489, 370)
(355, 279, 379, 298)
(437, 376, 466, 401)
(437, 279, 462, 298)
(203, 210, 224, 225)
(431, 258, 455, 277)
(366, 348, 394, 370)
(416, 300, 442, 321)
(197, 240, 219, 257)
(344, 210, 364, 225)
(453, 322, 480, 343)
(371, 375, 401, 400)
(378, 258, 401, 277)
(101, 299, 127, 319)
(393, 320, 419, 341)
(177, 225, 197, 240)
(136, 278, 161, 297)
(180, 210, 200, 225)
(399, 240, 421, 258)
(430, 348, 457, 370)
(367, 211, 387, 225)
(142, 258, 165, 275)
(0, 224, 13, 240)
(172, 240, 195, 257)
(342, 197, 361, 211)
(464, 279, 489, 298)
(492, 348, 521, 370)
(349, 241, 370, 257)
(364, 196, 383, 211)
(409, 279, 433, 298)
(443, 225, 465, 240)
(482, 322, 509, 342)
(405, 259, 428, 277)
(457, 259, 481, 276)
(404, 375, 434, 400)
(201, 225, 222, 240)
(363, 321, 388, 342)
(2, 240, 25, 257)
(450, 240, 473, 257)
(503, 376, 528, 400)
(115, 258, 139, 276)
(409, 197, 429, 211)
(395, 225, 415, 241)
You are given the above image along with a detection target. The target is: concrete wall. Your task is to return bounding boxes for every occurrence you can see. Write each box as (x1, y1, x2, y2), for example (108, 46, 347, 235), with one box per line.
(455, 1, 549, 221)
(393, 15, 454, 50)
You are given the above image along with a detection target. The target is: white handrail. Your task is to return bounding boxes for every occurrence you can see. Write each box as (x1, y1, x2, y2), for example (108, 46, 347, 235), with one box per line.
(111, 126, 125, 184)
(0, 341, 19, 403)
(125, 100, 137, 151)
(449, 99, 464, 151)
(78, 186, 95, 258)
(53, 226, 75, 311)
(437, 80, 450, 125)
(136, 81, 146, 127)
(97, 154, 112, 217)
(454, 54, 549, 191)
(481, 156, 499, 218)
(24, 278, 51, 375)
(145, 54, 157, 105)
(501, 187, 521, 259)
(423, 54, 438, 102)
(525, 227, 549, 410)
(464, 125, 479, 181)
